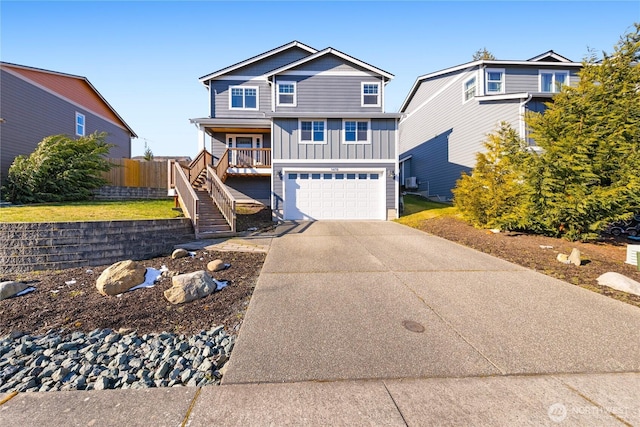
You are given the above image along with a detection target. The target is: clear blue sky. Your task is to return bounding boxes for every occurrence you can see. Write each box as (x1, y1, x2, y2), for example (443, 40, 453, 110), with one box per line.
(2, 1, 638, 158)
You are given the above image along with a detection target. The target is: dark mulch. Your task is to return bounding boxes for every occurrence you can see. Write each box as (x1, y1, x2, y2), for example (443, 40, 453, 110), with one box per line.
(415, 216, 640, 309)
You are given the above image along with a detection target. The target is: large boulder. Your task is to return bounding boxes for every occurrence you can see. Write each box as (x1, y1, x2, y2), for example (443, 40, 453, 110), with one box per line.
(207, 259, 226, 272)
(164, 270, 216, 304)
(597, 272, 640, 297)
(96, 260, 147, 296)
(0, 281, 30, 301)
(172, 248, 189, 259)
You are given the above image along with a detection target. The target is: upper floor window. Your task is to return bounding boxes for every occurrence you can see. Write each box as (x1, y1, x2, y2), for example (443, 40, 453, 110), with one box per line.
(540, 71, 568, 93)
(463, 76, 477, 102)
(343, 120, 370, 144)
(299, 120, 326, 144)
(485, 69, 504, 94)
(277, 81, 296, 106)
(75, 112, 85, 136)
(230, 86, 258, 110)
(362, 82, 380, 107)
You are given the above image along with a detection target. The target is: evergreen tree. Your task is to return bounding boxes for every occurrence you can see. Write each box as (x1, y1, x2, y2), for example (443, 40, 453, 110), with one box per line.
(472, 47, 496, 60)
(453, 122, 532, 229)
(526, 23, 640, 240)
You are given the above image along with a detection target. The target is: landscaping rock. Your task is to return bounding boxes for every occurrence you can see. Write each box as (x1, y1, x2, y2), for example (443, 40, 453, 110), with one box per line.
(171, 248, 189, 259)
(207, 259, 226, 272)
(96, 260, 146, 296)
(597, 272, 640, 297)
(0, 281, 30, 301)
(164, 270, 216, 304)
(556, 253, 570, 264)
(568, 248, 582, 266)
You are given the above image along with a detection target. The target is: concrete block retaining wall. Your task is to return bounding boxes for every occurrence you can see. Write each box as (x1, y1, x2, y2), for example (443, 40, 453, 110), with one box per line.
(0, 219, 195, 275)
(92, 186, 170, 200)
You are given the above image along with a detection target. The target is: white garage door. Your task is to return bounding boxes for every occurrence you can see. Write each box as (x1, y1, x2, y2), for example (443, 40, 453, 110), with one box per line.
(284, 171, 385, 220)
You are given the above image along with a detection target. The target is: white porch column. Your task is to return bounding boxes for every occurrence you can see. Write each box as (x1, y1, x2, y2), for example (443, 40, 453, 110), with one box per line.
(197, 125, 206, 152)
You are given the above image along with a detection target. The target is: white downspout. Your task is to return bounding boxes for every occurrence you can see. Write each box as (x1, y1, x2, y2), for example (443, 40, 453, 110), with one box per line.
(519, 93, 533, 142)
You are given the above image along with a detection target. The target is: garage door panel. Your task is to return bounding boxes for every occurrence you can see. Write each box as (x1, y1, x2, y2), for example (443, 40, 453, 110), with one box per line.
(284, 171, 385, 220)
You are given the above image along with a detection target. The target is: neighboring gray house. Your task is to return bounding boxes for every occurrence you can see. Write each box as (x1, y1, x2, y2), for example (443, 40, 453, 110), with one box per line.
(0, 62, 136, 185)
(398, 51, 582, 200)
(191, 41, 400, 221)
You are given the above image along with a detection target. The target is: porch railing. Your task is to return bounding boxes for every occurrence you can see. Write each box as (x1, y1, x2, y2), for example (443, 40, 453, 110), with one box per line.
(173, 162, 199, 233)
(227, 148, 271, 168)
(207, 165, 236, 233)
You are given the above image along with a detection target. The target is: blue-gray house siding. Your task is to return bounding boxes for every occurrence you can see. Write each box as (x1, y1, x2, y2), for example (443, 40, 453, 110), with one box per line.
(399, 57, 581, 200)
(0, 69, 131, 184)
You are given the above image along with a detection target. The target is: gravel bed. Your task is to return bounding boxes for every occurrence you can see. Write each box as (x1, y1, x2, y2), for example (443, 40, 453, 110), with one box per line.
(0, 326, 233, 393)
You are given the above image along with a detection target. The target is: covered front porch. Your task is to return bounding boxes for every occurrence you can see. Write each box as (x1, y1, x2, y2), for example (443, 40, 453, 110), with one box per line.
(190, 117, 272, 178)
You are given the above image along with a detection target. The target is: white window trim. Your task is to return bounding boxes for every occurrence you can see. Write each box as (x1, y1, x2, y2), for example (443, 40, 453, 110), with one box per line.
(75, 112, 85, 136)
(361, 82, 381, 107)
(276, 81, 297, 106)
(485, 68, 505, 94)
(462, 74, 477, 103)
(229, 85, 259, 110)
(342, 119, 371, 144)
(538, 70, 569, 93)
(298, 119, 327, 144)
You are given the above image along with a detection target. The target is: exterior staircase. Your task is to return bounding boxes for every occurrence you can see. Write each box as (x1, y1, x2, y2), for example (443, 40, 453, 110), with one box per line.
(192, 171, 233, 236)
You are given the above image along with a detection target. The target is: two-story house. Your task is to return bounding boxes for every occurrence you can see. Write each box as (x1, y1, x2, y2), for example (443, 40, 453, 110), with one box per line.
(0, 62, 136, 185)
(189, 41, 400, 224)
(398, 51, 582, 200)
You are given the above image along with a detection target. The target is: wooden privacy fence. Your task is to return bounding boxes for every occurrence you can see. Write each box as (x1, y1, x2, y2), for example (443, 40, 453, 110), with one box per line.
(102, 158, 168, 188)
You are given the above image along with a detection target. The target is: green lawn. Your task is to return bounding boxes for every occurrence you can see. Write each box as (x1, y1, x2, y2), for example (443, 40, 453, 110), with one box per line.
(395, 194, 459, 227)
(0, 200, 182, 223)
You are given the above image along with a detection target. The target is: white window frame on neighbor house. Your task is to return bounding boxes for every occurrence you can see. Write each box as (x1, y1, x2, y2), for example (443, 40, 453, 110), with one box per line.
(75, 112, 85, 136)
(299, 119, 327, 144)
(539, 70, 569, 93)
(361, 82, 381, 107)
(342, 119, 371, 144)
(463, 75, 477, 102)
(276, 81, 297, 106)
(485, 68, 505, 94)
(229, 86, 259, 110)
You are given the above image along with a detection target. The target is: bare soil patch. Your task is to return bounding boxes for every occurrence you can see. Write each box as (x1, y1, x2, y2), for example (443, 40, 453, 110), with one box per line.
(1, 250, 265, 337)
(415, 216, 640, 308)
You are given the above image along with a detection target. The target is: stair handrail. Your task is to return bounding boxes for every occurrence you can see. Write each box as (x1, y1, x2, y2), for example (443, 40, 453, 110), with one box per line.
(215, 148, 230, 182)
(206, 164, 236, 233)
(227, 148, 271, 168)
(186, 149, 213, 184)
(173, 162, 199, 234)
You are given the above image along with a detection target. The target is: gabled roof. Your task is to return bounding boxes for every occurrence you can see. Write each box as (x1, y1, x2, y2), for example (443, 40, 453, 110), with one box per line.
(0, 62, 137, 137)
(198, 41, 318, 83)
(264, 47, 394, 82)
(527, 50, 574, 63)
(399, 51, 581, 112)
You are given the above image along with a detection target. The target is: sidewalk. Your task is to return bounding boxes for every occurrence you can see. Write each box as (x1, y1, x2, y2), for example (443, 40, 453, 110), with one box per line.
(1, 373, 639, 425)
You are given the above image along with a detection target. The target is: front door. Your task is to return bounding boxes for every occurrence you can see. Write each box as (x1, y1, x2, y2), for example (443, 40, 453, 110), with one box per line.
(227, 134, 261, 166)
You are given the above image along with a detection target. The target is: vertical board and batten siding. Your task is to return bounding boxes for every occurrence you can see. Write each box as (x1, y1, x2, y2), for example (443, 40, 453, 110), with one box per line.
(210, 79, 271, 118)
(273, 118, 396, 161)
(0, 70, 130, 183)
(399, 67, 522, 198)
(270, 161, 396, 215)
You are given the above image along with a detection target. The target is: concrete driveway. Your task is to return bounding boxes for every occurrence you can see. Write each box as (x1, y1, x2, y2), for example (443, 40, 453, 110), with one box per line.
(222, 221, 640, 384)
